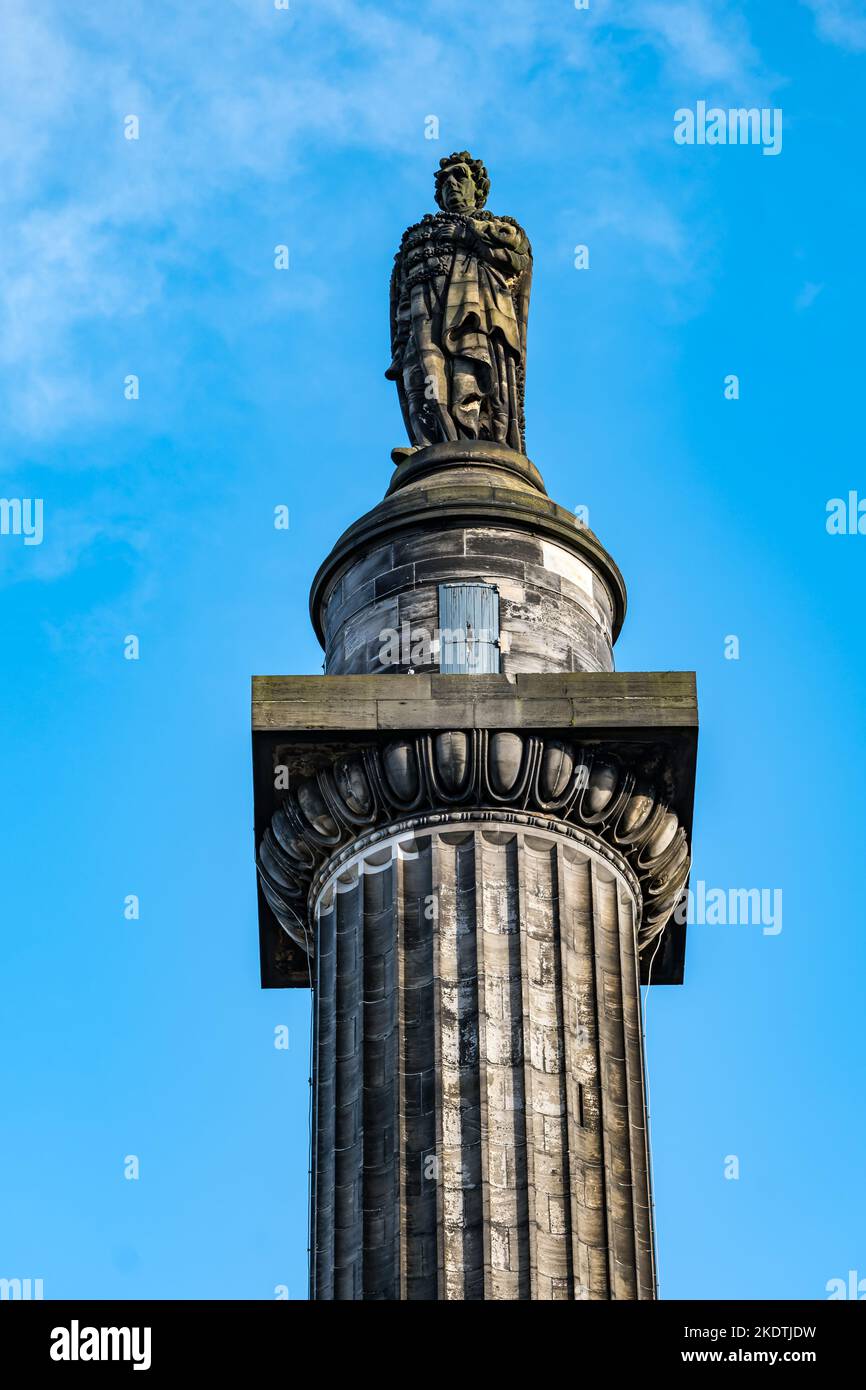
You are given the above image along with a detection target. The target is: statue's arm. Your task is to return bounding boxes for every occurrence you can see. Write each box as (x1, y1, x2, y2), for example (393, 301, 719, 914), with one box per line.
(468, 218, 532, 278)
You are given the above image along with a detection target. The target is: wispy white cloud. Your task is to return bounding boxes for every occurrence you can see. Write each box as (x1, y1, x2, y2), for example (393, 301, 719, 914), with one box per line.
(0, 0, 777, 443)
(584, 181, 688, 258)
(623, 0, 764, 85)
(0, 495, 148, 588)
(795, 281, 825, 311)
(801, 0, 866, 53)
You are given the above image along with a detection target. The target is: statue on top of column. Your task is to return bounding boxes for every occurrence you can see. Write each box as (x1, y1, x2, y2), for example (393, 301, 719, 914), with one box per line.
(385, 152, 532, 454)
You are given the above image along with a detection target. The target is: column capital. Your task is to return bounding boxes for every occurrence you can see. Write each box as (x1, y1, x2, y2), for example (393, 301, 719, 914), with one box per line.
(253, 674, 697, 987)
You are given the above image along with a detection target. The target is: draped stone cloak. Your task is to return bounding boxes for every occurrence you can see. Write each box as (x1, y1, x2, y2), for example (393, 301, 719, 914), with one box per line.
(387, 213, 532, 451)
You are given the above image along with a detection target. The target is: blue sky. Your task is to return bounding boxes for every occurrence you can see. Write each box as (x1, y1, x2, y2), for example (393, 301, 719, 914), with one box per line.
(1, 0, 864, 1300)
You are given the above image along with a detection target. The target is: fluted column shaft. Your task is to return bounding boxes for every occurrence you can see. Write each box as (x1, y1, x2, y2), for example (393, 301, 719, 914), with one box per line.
(311, 814, 655, 1301)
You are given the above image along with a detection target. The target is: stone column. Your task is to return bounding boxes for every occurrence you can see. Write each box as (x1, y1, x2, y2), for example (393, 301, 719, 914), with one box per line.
(252, 155, 701, 1298)
(310, 814, 654, 1301)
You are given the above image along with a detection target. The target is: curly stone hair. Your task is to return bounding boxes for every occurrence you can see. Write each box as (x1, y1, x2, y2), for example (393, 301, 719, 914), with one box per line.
(434, 151, 490, 210)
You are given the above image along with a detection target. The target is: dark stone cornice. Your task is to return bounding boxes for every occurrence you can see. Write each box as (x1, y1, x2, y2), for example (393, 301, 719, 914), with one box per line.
(257, 729, 690, 971)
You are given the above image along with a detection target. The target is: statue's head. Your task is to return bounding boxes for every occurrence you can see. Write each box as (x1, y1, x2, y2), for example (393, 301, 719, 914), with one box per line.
(434, 151, 490, 213)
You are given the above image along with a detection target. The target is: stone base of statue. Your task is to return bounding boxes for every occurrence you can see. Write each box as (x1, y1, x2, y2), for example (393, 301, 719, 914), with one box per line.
(309, 440, 627, 678)
(251, 673, 697, 1299)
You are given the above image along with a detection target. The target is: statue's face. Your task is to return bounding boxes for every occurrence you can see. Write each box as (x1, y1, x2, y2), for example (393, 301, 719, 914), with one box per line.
(439, 162, 477, 212)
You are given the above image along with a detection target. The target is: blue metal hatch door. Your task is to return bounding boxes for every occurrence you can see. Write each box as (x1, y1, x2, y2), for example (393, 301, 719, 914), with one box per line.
(438, 583, 501, 674)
